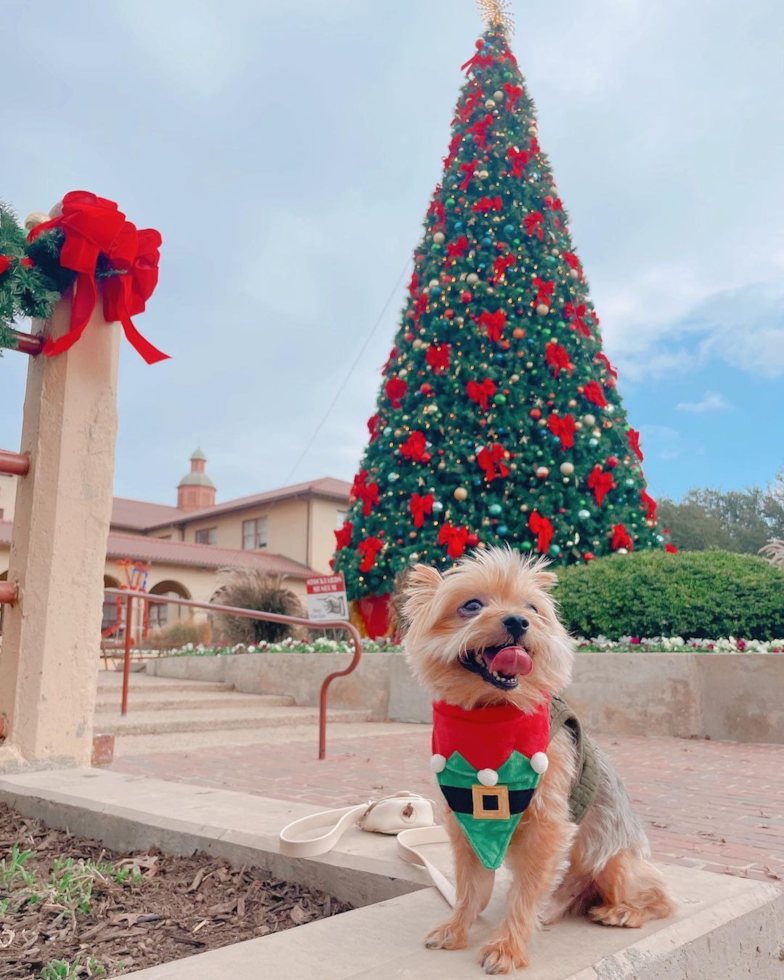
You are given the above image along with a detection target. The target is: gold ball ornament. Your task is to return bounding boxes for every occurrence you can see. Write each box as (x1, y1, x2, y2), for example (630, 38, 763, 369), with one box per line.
(454, 487, 468, 501)
(560, 462, 575, 476)
(478, 170, 489, 180)
(24, 211, 50, 231)
(467, 273, 479, 284)
(484, 99, 496, 109)
(536, 466, 550, 479)
(568, 399, 577, 408)
(583, 414, 596, 427)
(570, 268, 580, 279)
(536, 304, 549, 316)
(412, 338, 423, 349)
(528, 125, 538, 135)
(429, 279, 439, 288)
(510, 374, 520, 383)
(646, 519, 656, 528)
(493, 90, 504, 100)
(433, 231, 445, 245)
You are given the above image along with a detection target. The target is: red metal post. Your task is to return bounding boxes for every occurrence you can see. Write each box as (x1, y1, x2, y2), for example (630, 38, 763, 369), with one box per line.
(318, 626, 363, 760)
(121, 593, 134, 716)
(9, 330, 45, 356)
(0, 450, 30, 477)
(0, 582, 18, 604)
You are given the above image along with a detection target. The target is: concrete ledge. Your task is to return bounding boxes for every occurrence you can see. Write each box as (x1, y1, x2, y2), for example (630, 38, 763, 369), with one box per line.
(149, 652, 784, 744)
(1, 769, 782, 978)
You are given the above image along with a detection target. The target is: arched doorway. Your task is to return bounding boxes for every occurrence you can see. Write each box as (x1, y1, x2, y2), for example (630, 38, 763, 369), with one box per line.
(102, 575, 120, 635)
(148, 580, 191, 631)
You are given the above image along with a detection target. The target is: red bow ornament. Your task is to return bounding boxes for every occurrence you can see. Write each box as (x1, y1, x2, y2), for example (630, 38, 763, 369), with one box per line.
(466, 377, 497, 411)
(583, 380, 608, 409)
(409, 493, 434, 529)
(351, 470, 381, 517)
(458, 87, 482, 124)
(367, 414, 382, 443)
(30, 191, 168, 364)
(438, 522, 470, 559)
(382, 346, 399, 374)
(492, 252, 516, 283)
(385, 376, 407, 408)
(640, 489, 657, 521)
(473, 196, 503, 214)
(401, 430, 427, 462)
(587, 465, 616, 507)
(545, 341, 572, 378)
(413, 291, 428, 323)
(459, 159, 478, 191)
(447, 236, 469, 258)
(665, 543, 678, 554)
(564, 302, 590, 338)
(466, 114, 494, 149)
(444, 133, 462, 170)
(595, 352, 618, 379)
(547, 412, 576, 451)
(563, 251, 583, 280)
(524, 211, 545, 241)
(507, 145, 529, 179)
(528, 511, 554, 554)
(503, 83, 523, 110)
(461, 51, 493, 74)
(426, 342, 451, 373)
(0, 256, 12, 276)
(533, 277, 555, 307)
(478, 308, 507, 342)
(334, 521, 353, 551)
(611, 524, 633, 552)
(358, 536, 384, 573)
(408, 270, 419, 298)
(477, 443, 509, 482)
(627, 427, 644, 462)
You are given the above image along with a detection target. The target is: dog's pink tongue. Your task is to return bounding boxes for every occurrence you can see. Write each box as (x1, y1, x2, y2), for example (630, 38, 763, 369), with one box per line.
(485, 646, 533, 677)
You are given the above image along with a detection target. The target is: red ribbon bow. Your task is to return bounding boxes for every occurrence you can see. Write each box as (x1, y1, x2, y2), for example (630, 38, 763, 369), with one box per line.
(466, 113, 494, 149)
(529, 135, 541, 156)
(447, 236, 469, 258)
(0, 256, 12, 276)
(507, 146, 529, 178)
(492, 252, 516, 283)
(503, 83, 523, 110)
(444, 133, 462, 170)
(30, 191, 168, 364)
(627, 427, 644, 462)
(466, 377, 497, 411)
(640, 489, 657, 521)
(351, 470, 381, 517)
(547, 412, 576, 450)
(457, 87, 482, 124)
(544, 195, 563, 211)
(438, 522, 470, 559)
(401, 430, 427, 461)
(409, 493, 434, 529)
(563, 251, 583, 279)
(426, 342, 451, 373)
(595, 351, 618, 379)
(524, 211, 545, 240)
(587, 465, 616, 506)
(413, 291, 428, 323)
(611, 524, 633, 552)
(367, 413, 382, 443)
(382, 346, 398, 374)
(477, 443, 509, 482)
(478, 308, 507, 342)
(564, 302, 590, 337)
(545, 341, 572, 377)
(334, 521, 353, 551)
(533, 276, 555, 306)
(385, 376, 408, 408)
(358, 536, 384, 573)
(529, 511, 554, 554)
(583, 380, 608, 409)
(408, 270, 419, 298)
(473, 196, 503, 214)
(461, 51, 493, 74)
(459, 159, 478, 191)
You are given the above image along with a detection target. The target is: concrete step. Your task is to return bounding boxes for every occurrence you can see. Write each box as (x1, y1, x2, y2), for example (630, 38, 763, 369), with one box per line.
(95, 692, 294, 713)
(97, 677, 231, 695)
(94, 705, 370, 736)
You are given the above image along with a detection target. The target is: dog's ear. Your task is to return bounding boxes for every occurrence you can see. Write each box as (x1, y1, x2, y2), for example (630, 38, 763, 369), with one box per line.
(533, 569, 558, 591)
(402, 563, 442, 619)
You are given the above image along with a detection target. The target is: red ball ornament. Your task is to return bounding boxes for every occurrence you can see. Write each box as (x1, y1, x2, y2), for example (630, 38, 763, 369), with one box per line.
(500, 340, 511, 351)
(438, 448, 445, 456)
(466, 533, 480, 547)
(476, 38, 485, 48)
(512, 327, 525, 340)
(529, 409, 542, 420)
(420, 383, 433, 395)
(404, 331, 414, 342)
(421, 452, 432, 463)
(583, 552, 595, 562)
(445, 308, 455, 319)
(460, 290, 473, 303)
(606, 376, 616, 388)
(606, 455, 619, 469)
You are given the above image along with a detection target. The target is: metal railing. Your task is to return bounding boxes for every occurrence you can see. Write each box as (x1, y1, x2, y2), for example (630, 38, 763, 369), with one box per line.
(103, 588, 363, 760)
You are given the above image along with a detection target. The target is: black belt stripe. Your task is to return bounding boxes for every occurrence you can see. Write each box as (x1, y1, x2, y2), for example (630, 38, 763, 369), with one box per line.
(441, 785, 536, 816)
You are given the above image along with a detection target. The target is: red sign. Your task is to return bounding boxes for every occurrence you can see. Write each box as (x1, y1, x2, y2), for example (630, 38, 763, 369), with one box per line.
(306, 574, 345, 595)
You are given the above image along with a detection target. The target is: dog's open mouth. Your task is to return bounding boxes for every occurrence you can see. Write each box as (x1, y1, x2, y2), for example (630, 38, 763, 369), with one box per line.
(458, 645, 533, 690)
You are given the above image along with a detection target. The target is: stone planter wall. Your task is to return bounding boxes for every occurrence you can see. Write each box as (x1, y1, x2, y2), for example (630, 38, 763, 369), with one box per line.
(147, 652, 784, 744)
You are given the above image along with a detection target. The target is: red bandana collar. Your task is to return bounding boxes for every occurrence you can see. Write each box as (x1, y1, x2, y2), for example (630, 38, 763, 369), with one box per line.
(432, 698, 550, 771)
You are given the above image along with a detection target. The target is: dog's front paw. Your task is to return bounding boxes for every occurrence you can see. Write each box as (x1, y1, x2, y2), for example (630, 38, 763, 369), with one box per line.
(480, 937, 529, 974)
(425, 918, 468, 950)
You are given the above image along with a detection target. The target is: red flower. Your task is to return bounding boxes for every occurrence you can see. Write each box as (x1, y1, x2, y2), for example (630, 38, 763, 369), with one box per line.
(587, 465, 616, 507)
(358, 536, 384, 573)
(477, 443, 509, 482)
(385, 376, 407, 409)
(351, 470, 381, 517)
(438, 523, 470, 559)
(334, 521, 353, 551)
(466, 377, 497, 411)
(627, 427, 644, 462)
(478, 308, 507, 342)
(583, 380, 608, 409)
(547, 413, 576, 451)
(426, 343, 451, 373)
(409, 493, 434, 529)
(611, 524, 633, 552)
(545, 341, 571, 377)
(400, 430, 427, 461)
(529, 511, 554, 554)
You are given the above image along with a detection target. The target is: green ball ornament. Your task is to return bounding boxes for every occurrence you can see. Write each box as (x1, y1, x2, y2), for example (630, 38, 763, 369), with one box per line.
(588, 438, 598, 447)
(521, 540, 533, 551)
(577, 509, 590, 520)
(547, 544, 560, 557)
(432, 501, 444, 513)
(497, 525, 509, 536)
(431, 243, 443, 253)
(545, 255, 557, 265)
(494, 393, 507, 405)
(446, 197, 456, 207)
(488, 503, 503, 516)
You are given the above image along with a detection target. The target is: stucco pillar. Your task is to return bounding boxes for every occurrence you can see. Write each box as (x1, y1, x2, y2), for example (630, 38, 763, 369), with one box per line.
(0, 295, 120, 768)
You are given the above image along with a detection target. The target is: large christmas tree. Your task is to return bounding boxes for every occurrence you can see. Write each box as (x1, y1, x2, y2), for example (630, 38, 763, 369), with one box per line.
(334, 2, 669, 635)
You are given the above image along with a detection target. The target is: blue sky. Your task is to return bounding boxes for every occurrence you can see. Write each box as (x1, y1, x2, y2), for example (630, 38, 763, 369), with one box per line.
(2, 0, 783, 506)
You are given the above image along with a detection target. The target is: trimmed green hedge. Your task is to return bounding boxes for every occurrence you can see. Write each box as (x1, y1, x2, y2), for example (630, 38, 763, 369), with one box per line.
(553, 551, 784, 641)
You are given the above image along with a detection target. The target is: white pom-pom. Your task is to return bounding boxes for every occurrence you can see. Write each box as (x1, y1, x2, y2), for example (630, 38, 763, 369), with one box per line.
(430, 754, 447, 773)
(531, 752, 549, 774)
(477, 768, 498, 787)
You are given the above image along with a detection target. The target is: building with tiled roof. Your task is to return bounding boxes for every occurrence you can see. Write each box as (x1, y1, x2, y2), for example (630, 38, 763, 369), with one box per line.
(0, 451, 351, 634)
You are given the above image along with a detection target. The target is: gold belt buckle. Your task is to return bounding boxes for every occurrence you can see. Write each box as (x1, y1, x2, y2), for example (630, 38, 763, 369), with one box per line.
(472, 784, 510, 820)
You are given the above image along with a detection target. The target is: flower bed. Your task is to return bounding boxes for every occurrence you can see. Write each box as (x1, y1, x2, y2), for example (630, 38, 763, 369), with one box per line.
(158, 635, 784, 658)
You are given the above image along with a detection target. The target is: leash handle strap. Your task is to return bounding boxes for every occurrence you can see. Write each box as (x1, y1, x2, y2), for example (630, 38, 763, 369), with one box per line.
(279, 802, 368, 859)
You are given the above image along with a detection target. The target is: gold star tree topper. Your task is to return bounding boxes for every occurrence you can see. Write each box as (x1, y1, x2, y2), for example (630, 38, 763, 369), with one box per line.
(477, 0, 515, 33)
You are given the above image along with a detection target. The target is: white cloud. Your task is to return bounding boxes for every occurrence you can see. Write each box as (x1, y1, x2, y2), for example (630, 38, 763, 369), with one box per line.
(676, 391, 730, 413)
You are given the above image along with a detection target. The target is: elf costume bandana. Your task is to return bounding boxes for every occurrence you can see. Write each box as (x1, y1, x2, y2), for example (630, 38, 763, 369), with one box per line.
(431, 699, 550, 870)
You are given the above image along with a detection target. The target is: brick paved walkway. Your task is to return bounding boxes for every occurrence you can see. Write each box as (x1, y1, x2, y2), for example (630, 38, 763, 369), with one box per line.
(112, 729, 784, 885)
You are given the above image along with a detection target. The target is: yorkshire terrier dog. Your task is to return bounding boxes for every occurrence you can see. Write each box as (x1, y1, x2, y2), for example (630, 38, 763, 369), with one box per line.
(403, 548, 674, 974)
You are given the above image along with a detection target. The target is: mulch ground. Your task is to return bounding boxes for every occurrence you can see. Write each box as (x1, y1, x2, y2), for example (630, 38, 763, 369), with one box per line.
(0, 804, 351, 979)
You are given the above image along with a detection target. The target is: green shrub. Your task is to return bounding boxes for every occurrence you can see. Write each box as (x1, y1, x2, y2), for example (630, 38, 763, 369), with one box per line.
(554, 550, 784, 641)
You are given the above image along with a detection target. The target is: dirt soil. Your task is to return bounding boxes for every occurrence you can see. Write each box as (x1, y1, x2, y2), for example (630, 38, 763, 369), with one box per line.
(0, 803, 352, 979)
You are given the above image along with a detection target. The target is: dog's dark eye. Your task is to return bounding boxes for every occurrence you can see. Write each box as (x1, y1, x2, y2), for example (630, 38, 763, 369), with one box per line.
(459, 598, 484, 617)
(528, 604, 539, 614)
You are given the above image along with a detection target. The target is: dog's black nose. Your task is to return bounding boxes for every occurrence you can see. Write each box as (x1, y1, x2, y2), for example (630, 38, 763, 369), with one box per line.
(502, 614, 529, 641)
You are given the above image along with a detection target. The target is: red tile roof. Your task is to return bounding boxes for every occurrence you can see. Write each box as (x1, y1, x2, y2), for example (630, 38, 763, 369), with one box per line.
(0, 521, 314, 579)
(112, 497, 186, 529)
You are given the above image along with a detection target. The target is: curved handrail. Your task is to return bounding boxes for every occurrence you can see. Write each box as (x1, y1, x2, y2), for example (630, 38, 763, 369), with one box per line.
(103, 587, 362, 759)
